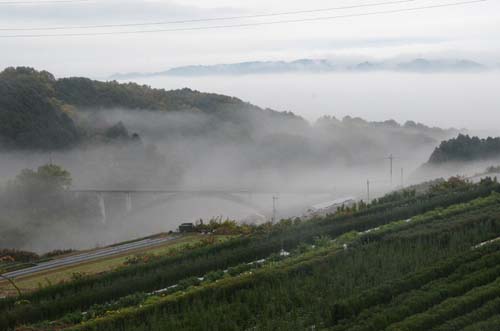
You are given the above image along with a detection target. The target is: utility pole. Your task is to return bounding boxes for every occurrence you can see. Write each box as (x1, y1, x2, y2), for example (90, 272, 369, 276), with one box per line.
(385, 154, 396, 186)
(366, 179, 370, 203)
(401, 168, 404, 188)
(272, 195, 279, 223)
(388, 154, 393, 186)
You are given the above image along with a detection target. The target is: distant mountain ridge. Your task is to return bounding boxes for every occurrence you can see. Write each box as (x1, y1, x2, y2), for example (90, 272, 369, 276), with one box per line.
(110, 58, 487, 79)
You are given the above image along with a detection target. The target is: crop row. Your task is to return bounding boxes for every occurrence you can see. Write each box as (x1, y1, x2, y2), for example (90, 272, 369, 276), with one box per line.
(2, 182, 497, 330)
(62, 199, 500, 331)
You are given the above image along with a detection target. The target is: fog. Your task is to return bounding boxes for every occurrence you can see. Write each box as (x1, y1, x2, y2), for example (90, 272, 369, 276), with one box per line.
(3, 72, 500, 252)
(129, 72, 500, 132)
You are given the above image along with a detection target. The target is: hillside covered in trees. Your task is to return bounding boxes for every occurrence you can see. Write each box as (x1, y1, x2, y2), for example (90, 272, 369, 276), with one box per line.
(428, 134, 500, 164)
(0, 68, 79, 150)
(0, 67, 458, 154)
(0, 67, 303, 150)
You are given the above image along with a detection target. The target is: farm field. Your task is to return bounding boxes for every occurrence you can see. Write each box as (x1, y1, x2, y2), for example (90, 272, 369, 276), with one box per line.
(1, 178, 500, 330)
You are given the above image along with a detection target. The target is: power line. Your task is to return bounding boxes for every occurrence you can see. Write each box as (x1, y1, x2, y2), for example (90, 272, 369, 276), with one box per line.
(0, 0, 486, 38)
(0, 0, 425, 31)
(0, 0, 90, 5)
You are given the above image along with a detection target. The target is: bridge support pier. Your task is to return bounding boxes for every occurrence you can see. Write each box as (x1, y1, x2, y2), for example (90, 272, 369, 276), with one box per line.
(125, 193, 132, 213)
(98, 193, 107, 225)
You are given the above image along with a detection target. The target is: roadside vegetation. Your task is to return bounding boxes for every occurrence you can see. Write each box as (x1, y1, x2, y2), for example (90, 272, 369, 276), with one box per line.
(0, 234, 235, 297)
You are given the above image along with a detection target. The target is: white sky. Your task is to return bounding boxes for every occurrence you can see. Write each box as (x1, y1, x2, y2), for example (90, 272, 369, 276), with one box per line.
(1, 0, 499, 130)
(0, 0, 498, 77)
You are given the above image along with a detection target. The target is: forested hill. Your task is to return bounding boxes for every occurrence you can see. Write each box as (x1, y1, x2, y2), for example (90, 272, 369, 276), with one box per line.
(0, 67, 300, 150)
(0, 68, 79, 149)
(0, 67, 458, 155)
(428, 134, 500, 164)
(54, 76, 271, 116)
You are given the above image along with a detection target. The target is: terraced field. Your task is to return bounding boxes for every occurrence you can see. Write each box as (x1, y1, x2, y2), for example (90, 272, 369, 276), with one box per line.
(2, 178, 500, 331)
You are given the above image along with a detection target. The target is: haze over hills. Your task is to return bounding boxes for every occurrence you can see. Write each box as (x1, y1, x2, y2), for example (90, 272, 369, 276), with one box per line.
(0, 67, 302, 150)
(2, 0, 500, 329)
(0, 67, 459, 158)
(110, 57, 487, 79)
(0, 66, 465, 251)
(0, 67, 462, 191)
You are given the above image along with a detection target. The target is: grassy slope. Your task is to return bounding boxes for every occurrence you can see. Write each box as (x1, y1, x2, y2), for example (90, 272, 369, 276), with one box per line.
(61, 193, 500, 331)
(0, 235, 231, 297)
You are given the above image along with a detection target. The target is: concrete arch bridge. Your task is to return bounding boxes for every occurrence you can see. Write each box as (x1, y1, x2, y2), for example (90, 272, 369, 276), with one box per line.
(71, 189, 336, 225)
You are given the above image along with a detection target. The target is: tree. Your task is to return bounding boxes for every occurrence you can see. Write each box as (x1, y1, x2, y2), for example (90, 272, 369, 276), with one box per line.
(5, 164, 73, 220)
(12, 164, 72, 192)
(0, 164, 100, 249)
(430, 176, 471, 194)
(429, 134, 500, 164)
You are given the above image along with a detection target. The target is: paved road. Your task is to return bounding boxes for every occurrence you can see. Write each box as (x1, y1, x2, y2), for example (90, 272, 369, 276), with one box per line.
(1, 236, 177, 279)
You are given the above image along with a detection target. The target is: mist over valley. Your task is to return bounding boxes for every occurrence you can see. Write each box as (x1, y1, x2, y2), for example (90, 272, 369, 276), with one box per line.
(0, 67, 483, 252)
(3, 1, 500, 329)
